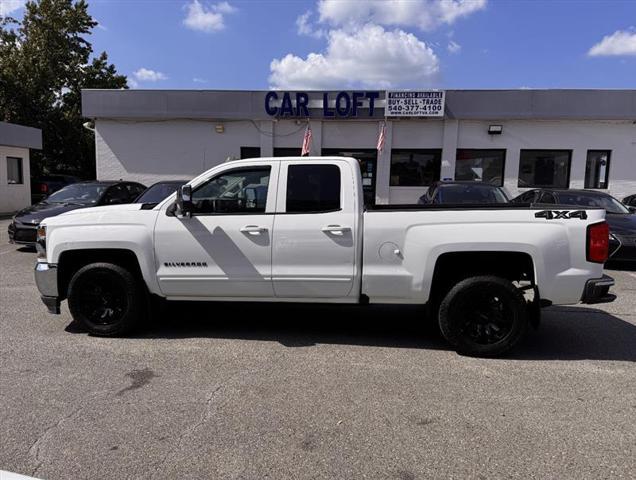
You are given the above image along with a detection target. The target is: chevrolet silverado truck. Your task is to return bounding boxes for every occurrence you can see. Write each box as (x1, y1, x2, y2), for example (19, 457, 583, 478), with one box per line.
(34, 157, 615, 356)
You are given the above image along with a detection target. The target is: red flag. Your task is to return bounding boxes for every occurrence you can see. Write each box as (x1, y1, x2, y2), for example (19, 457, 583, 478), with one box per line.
(376, 121, 386, 152)
(301, 124, 312, 156)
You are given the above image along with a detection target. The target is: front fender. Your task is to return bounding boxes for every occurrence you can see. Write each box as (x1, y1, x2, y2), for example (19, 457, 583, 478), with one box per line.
(47, 224, 161, 295)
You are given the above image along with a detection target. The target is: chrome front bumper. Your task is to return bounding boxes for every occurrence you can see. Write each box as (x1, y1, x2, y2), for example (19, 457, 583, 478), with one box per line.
(34, 262, 60, 314)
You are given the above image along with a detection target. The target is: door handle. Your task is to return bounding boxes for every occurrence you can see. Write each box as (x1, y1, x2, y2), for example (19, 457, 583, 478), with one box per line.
(321, 225, 350, 236)
(240, 225, 268, 235)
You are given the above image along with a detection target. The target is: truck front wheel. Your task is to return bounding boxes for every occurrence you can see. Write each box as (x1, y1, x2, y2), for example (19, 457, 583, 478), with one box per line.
(67, 262, 143, 336)
(438, 275, 528, 357)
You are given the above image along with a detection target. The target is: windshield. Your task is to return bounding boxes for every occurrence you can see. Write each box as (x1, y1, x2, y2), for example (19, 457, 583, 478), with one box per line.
(557, 192, 629, 214)
(135, 182, 185, 203)
(46, 184, 108, 204)
(438, 184, 509, 204)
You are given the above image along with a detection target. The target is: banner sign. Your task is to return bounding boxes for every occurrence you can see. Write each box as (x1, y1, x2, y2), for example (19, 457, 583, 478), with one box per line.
(385, 90, 445, 117)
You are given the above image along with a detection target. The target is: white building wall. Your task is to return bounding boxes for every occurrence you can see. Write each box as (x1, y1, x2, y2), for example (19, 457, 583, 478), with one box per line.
(95, 118, 636, 204)
(0, 145, 31, 215)
(456, 119, 636, 201)
(95, 119, 261, 186)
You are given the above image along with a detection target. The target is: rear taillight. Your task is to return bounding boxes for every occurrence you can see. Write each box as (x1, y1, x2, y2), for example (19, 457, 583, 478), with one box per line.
(39, 183, 48, 193)
(587, 221, 609, 263)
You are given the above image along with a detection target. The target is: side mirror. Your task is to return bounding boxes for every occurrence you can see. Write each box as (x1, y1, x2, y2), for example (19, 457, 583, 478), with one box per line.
(628, 206, 636, 214)
(176, 185, 193, 217)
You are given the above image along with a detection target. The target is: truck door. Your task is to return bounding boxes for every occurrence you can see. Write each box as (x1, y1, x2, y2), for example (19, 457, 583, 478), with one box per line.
(272, 160, 359, 299)
(154, 162, 278, 298)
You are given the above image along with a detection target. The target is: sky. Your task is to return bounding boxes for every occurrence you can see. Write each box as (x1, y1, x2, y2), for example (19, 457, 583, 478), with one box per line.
(2, 0, 636, 90)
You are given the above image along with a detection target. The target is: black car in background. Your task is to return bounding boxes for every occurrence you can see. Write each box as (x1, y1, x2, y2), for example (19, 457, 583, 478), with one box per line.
(31, 174, 81, 204)
(418, 181, 510, 205)
(9, 181, 146, 245)
(623, 194, 636, 208)
(134, 180, 188, 205)
(512, 188, 636, 263)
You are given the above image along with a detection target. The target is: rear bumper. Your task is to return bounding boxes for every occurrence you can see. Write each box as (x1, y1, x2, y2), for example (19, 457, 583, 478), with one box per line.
(580, 274, 616, 304)
(34, 262, 60, 314)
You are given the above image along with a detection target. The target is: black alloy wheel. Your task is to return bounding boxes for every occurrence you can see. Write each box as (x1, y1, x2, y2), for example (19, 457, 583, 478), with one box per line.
(68, 262, 143, 336)
(438, 275, 528, 357)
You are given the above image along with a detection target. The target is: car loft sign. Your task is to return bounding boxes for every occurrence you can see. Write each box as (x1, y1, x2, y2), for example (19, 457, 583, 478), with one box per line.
(385, 90, 445, 117)
(265, 91, 381, 118)
(264, 90, 445, 118)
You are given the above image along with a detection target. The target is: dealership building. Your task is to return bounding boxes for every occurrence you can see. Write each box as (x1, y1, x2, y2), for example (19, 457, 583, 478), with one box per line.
(82, 89, 635, 204)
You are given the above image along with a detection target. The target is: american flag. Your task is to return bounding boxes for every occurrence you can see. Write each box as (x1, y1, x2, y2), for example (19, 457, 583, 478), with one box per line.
(301, 124, 312, 156)
(376, 121, 386, 152)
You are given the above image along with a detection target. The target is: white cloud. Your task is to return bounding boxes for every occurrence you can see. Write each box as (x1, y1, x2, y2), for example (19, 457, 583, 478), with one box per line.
(183, 0, 235, 33)
(133, 68, 167, 82)
(296, 10, 325, 38)
(128, 78, 139, 89)
(0, 0, 25, 17)
(193, 77, 208, 83)
(588, 30, 636, 56)
(317, 0, 487, 31)
(269, 24, 439, 89)
(447, 40, 461, 53)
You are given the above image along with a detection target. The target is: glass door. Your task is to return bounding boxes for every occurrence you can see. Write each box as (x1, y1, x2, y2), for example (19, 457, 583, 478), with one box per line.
(322, 148, 377, 206)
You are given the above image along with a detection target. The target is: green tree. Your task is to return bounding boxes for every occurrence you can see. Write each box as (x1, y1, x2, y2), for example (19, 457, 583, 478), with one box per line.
(0, 0, 127, 179)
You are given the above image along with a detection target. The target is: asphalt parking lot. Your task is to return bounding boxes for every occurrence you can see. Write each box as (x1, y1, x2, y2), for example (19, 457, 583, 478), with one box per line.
(1, 218, 635, 480)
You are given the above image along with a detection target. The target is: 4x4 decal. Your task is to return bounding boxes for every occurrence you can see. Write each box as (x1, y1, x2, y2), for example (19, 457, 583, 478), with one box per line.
(535, 210, 588, 220)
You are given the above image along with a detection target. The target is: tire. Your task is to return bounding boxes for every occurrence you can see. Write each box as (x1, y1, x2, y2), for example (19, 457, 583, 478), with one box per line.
(67, 262, 143, 336)
(438, 275, 528, 357)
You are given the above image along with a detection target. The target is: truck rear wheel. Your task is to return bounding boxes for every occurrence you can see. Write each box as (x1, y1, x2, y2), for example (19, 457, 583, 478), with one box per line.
(67, 262, 143, 336)
(438, 275, 528, 357)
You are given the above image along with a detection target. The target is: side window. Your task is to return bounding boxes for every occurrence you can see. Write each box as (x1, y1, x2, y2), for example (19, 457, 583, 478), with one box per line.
(286, 164, 341, 213)
(191, 167, 270, 214)
(515, 190, 536, 203)
(103, 185, 129, 204)
(539, 191, 557, 203)
(126, 183, 145, 200)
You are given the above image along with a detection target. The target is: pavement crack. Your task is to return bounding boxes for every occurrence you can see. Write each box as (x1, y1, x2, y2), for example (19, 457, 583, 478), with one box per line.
(150, 380, 228, 477)
(28, 407, 82, 476)
(150, 351, 285, 478)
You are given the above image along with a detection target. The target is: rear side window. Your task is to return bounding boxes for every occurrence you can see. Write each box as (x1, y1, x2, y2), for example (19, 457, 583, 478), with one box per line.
(539, 191, 557, 203)
(286, 164, 340, 213)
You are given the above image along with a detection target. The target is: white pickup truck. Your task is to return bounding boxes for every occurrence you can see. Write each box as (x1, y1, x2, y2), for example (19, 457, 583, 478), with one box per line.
(34, 156, 615, 356)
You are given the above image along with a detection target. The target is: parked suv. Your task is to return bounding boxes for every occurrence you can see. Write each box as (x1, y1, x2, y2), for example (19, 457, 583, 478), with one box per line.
(9, 180, 146, 245)
(512, 189, 636, 262)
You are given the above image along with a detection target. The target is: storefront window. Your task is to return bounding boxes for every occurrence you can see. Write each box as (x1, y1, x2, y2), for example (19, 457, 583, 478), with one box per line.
(455, 149, 506, 186)
(274, 148, 302, 157)
(518, 150, 571, 188)
(584, 150, 611, 189)
(390, 149, 441, 187)
(240, 147, 261, 159)
(7, 157, 23, 184)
